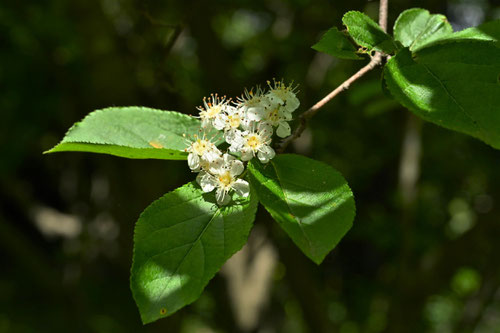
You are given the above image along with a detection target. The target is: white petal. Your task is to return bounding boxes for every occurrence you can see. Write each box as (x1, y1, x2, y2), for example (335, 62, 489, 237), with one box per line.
(213, 115, 227, 130)
(230, 160, 244, 177)
(199, 173, 216, 193)
(223, 153, 236, 164)
(232, 179, 249, 197)
(224, 130, 236, 144)
(240, 118, 255, 131)
(203, 149, 221, 163)
(267, 91, 285, 105)
(207, 157, 223, 174)
(240, 149, 254, 161)
(285, 94, 300, 111)
(258, 145, 275, 163)
(216, 188, 231, 205)
(247, 106, 265, 121)
(228, 130, 245, 152)
(276, 122, 291, 138)
(188, 153, 200, 170)
(223, 105, 238, 115)
(258, 123, 273, 137)
(279, 109, 293, 121)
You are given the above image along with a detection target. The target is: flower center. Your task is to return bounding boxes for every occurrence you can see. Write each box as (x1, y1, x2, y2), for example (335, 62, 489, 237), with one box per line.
(192, 139, 210, 155)
(218, 171, 233, 188)
(228, 115, 241, 128)
(268, 108, 280, 123)
(206, 105, 222, 118)
(246, 134, 261, 150)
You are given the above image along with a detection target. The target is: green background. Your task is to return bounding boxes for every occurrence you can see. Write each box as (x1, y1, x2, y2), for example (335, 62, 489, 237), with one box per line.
(1, 0, 500, 332)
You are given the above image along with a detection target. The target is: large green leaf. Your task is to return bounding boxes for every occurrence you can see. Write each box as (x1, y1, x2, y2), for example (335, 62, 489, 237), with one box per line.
(312, 27, 362, 60)
(342, 11, 398, 54)
(384, 41, 500, 149)
(130, 182, 258, 324)
(393, 8, 453, 51)
(45, 107, 214, 160)
(248, 154, 355, 265)
(422, 19, 500, 48)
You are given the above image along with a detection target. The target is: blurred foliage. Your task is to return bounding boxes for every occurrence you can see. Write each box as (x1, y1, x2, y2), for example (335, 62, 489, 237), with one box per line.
(1, 0, 500, 332)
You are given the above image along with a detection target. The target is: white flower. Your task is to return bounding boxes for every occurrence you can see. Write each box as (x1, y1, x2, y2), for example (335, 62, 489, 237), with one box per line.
(197, 94, 231, 128)
(235, 87, 271, 122)
(196, 154, 250, 205)
(184, 134, 221, 171)
(212, 106, 251, 144)
(262, 102, 293, 138)
(266, 79, 300, 113)
(230, 124, 275, 163)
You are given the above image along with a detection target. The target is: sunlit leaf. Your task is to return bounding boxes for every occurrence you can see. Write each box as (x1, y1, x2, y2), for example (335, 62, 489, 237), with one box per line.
(130, 182, 258, 324)
(342, 11, 398, 54)
(248, 154, 355, 264)
(393, 8, 453, 51)
(385, 41, 500, 149)
(45, 107, 219, 160)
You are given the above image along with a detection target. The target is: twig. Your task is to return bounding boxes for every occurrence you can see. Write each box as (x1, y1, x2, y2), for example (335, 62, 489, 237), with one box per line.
(277, 53, 382, 153)
(277, 0, 389, 153)
(379, 0, 389, 32)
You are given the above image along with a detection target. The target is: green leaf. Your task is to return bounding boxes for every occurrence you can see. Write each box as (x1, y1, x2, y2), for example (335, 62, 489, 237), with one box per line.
(45, 107, 216, 160)
(312, 27, 362, 60)
(384, 41, 500, 149)
(248, 154, 355, 265)
(393, 8, 453, 51)
(428, 19, 500, 45)
(130, 182, 258, 324)
(342, 11, 398, 54)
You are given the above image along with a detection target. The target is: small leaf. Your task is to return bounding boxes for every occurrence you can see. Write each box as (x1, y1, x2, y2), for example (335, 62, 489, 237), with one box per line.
(384, 41, 500, 149)
(45, 107, 219, 160)
(312, 27, 362, 60)
(342, 11, 398, 54)
(130, 182, 258, 324)
(393, 8, 453, 51)
(248, 154, 355, 265)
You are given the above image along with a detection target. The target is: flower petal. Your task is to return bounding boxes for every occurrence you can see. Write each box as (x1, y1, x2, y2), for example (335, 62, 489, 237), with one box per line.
(198, 173, 216, 193)
(276, 122, 291, 138)
(232, 179, 250, 197)
(240, 149, 254, 161)
(188, 153, 200, 170)
(258, 145, 275, 163)
(216, 188, 231, 205)
(230, 160, 244, 176)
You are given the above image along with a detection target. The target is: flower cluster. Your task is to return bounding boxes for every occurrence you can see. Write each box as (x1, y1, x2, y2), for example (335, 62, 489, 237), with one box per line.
(185, 80, 299, 205)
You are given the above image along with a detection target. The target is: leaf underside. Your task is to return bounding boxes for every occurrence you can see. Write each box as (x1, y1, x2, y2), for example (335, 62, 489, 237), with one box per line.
(248, 154, 355, 265)
(130, 182, 258, 324)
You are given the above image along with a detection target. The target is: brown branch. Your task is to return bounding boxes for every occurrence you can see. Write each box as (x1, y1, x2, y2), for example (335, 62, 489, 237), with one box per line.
(277, 0, 389, 153)
(277, 54, 382, 153)
(379, 0, 389, 32)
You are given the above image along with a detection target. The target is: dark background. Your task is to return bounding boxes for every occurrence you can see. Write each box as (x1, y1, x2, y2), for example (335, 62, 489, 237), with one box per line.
(1, 0, 500, 332)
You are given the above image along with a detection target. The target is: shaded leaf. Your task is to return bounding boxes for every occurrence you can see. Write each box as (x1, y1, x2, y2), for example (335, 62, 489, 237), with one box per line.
(130, 182, 258, 324)
(312, 27, 362, 60)
(248, 154, 355, 264)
